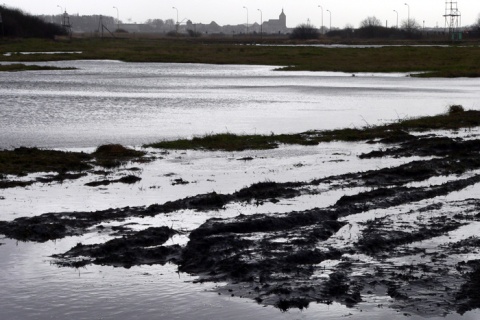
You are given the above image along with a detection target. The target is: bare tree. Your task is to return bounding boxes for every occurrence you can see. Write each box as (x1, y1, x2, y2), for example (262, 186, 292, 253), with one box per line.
(401, 18, 420, 31)
(164, 18, 175, 31)
(360, 16, 382, 28)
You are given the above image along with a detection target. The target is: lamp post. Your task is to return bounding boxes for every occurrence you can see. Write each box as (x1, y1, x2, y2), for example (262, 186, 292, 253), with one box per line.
(318, 5, 323, 34)
(243, 6, 249, 35)
(172, 7, 179, 24)
(113, 6, 119, 31)
(57, 5, 64, 27)
(172, 7, 179, 33)
(404, 3, 410, 29)
(326, 9, 331, 31)
(393, 10, 398, 28)
(257, 9, 262, 38)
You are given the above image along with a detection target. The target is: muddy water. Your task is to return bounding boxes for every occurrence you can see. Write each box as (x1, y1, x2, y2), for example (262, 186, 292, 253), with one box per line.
(0, 61, 479, 149)
(1, 140, 480, 319)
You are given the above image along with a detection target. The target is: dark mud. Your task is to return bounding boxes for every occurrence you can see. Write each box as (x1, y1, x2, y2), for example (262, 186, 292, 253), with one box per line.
(1, 126, 480, 317)
(85, 175, 141, 187)
(456, 260, 480, 314)
(53, 227, 180, 268)
(0, 181, 308, 242)
(0, 180, 34, 189)
(360, 136, 480, 159)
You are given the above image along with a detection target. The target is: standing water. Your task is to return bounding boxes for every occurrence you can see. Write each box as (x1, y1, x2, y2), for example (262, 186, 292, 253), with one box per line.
(0, 60, 479, 149)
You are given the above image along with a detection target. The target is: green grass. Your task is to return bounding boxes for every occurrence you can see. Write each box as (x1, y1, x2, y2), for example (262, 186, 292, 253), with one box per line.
(145, 109, 480, 151)
(146, 133, 316, 152)
(148, 133, 278, 151)
(92, 144, 146, 168)
(0, 144, 146, 176)
(0, 63, 76, 72)
(1, 38, 480, 76)
(0, 147, 92, 176)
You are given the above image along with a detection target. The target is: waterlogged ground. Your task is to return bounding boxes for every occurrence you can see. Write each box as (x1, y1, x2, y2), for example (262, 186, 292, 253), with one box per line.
(2, 127, 480, 319)
(1, 61, 480, 149)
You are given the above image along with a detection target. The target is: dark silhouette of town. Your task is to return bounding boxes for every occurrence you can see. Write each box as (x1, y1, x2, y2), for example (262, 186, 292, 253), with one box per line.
(39, 9, 289, 36)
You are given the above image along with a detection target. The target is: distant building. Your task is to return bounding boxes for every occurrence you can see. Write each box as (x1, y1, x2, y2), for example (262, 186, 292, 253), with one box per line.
(262, 9, 287, 33)
(39, 9, 290, 35)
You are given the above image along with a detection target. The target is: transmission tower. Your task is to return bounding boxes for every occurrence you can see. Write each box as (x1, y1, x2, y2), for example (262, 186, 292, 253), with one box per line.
(61, 11, 72, 37)
(443, 1, 461, 36)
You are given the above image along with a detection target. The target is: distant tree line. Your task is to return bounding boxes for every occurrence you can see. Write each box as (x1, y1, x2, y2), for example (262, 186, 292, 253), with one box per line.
(0, 6, 67, 38)
(290, 23, 319, 40)
(291, 14, 480, 41)
(470, 15, 480, 37)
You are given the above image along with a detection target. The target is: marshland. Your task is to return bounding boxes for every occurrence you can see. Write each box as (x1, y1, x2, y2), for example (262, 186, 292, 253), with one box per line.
(1, 39, 480, 319)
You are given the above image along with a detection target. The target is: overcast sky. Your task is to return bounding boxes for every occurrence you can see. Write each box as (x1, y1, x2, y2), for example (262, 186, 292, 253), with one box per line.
(3, 0, 479, 29)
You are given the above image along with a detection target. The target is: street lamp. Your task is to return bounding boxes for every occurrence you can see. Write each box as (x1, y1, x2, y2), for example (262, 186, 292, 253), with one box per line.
(113, 6, 119, 31)
(326, 9, 331, 31)
(404, 3, 410, 29)
(172, 7, 178, 25)
(172, 7, 179, 33)
(257, 9, 262, 37)
(243, 6, 249, 35)
(393, 10, 398, 28)
(318, 5, 323, 34)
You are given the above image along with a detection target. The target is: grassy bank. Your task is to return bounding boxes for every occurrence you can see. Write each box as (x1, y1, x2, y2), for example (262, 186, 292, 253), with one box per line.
(0, 144, 145, 176)
(146, 107, 480, 151)
(1, 38, 480, 76)
(3, 109, 477, 174)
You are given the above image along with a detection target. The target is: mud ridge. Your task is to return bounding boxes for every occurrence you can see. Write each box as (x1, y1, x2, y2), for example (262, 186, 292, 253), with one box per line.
(52, 227, 180, 268)
(2, 130, 480, 316)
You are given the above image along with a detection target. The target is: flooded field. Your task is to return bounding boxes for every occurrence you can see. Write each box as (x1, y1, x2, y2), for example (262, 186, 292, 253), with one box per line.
(1, 62, 480, 319)
(1, 61, 479, 149)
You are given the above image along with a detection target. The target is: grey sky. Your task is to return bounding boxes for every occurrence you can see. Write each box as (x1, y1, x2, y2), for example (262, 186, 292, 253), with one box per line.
(3, 0, 479, 29)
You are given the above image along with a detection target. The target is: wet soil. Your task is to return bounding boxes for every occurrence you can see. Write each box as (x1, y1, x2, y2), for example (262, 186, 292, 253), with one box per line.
(52, 227, 180, 268)
(2, 126, 480, 316)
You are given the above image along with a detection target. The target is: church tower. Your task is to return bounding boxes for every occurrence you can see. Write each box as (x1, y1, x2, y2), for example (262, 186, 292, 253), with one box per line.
(279, 9, 286, 28)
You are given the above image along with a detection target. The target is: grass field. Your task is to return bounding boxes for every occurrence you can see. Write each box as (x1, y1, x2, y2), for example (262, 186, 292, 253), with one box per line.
(1, 38, 480, 77)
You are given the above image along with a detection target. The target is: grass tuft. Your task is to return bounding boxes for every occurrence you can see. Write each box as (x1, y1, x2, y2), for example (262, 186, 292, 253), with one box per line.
(92, 144, 146, 168)
(146, 133, 279, 151)
(448, 104, 465, 115)
(93, 144, 145, 158)
(0, 144, 146, 175)
(0, 147, 92, 176)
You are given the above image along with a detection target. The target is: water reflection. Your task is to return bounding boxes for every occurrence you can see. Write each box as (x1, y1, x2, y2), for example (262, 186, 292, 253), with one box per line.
(0, 61, 479, 149)
(1, 235, 479, 319)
